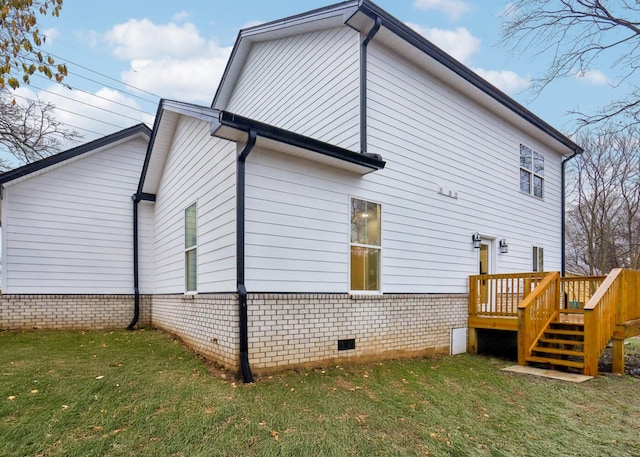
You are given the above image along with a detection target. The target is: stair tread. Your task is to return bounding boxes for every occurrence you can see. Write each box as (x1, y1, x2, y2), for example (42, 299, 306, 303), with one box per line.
(526, 355, 585, 369)
(544, 329, 584, 336)
(532, 347, 584, 357)
(539, 338, 584, 346)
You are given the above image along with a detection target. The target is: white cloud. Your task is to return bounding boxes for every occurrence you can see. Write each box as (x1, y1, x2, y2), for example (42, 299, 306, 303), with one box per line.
(412, 0, 472, 20)
(575, 69, 611, 85)
(473, 68, 531, 94)
(104, 19, 207, 60)
(104, 19, 232, 103)
(407, 23, 480, 63)
(172, 11, 191, 22)
(121, 51, 231, 103)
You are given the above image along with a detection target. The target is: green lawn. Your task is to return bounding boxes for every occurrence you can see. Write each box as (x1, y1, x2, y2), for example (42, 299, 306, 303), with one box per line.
(1, 329, 639, 456)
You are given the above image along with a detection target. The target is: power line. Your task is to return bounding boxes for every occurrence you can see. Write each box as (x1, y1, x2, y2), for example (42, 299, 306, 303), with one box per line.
(11, 92, 129, 130)
(29, 80, 153, 124)
(42, 48, 163, 101)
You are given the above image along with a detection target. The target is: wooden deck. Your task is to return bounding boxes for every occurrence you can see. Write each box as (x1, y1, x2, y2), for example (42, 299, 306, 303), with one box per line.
(468, 270, 640, 376)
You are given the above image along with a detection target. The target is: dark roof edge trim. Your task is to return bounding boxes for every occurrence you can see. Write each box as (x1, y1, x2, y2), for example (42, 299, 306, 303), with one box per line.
(358, 1, 583, 155)
(218, 111, 386, 171)
(0, 123, 151, 186)
(136, 99, 219, 196)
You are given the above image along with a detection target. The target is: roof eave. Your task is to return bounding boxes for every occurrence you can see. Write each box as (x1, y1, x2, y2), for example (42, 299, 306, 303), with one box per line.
(213, 111, 386, 174)
(0, 123, 151, 187)
(354, 0, 583, 155)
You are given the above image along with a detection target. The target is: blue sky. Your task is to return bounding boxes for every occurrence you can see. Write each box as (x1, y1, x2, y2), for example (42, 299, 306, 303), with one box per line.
(4, 0, 617, 165)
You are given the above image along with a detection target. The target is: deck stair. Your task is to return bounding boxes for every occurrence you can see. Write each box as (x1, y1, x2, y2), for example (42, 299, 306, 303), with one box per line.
(526, 321, 585, 371)
(469, 269, 640, 376)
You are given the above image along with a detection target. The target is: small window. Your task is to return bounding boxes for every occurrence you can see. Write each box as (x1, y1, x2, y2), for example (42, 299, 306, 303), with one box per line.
(185, 203, 197, 292)
(533, 246, 544, 272)
(350, 198, 381, 292)
(520, 144, 544, 198)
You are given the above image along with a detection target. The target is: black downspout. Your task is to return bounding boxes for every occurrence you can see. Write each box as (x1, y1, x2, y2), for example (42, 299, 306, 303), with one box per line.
(237, 130, 257, 383)
(128, 193, 141, 330)
(561, 150, 581, 277)
(360, 16, 381, 154)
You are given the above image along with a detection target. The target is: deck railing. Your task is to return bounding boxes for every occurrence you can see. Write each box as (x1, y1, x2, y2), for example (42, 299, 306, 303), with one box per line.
(583, 269, 640, 375)
(517, 272, 561, 365)
(560, 275, 605, 314)
(469, 272, 547, 319)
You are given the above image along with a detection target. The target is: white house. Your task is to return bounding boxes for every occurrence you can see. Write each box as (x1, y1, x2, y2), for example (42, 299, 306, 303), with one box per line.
(0, 1, 582, 381)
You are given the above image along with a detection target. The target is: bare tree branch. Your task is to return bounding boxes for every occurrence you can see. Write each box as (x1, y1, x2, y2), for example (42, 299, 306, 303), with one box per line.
(0, 90, 81, 170)
(501, 0, 640, 131)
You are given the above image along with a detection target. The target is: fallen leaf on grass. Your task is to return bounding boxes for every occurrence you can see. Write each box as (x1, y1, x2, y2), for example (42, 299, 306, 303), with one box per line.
(30, 390, 38, 394)
(96, 376, 104, 380)
(62, 405, 68, 410)
(7, 396, 16, 401)
(271, 430, 279, 441)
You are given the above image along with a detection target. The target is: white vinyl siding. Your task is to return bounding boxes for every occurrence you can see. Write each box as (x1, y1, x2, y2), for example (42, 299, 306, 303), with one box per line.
(2, 136, 149, 294)
(226, 27, 360, 150)
(241, 40, 565, 294)
(366, 41, 564, 286)
(152, 116, 237, 294)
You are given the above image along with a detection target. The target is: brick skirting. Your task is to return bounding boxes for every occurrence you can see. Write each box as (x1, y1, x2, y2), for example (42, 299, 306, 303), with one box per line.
(151, 292, 468, 374)
(0, 294, 151, 330)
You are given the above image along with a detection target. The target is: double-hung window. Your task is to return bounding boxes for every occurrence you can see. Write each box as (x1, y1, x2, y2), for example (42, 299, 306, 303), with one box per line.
(350, 198, 381, 292)
(185, 203, 197, 292)
(520, 144, 544, 198)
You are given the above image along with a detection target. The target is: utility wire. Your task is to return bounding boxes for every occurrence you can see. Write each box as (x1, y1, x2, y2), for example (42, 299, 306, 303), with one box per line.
(11, 93, 129, 130)
(29, 80, 152, 124)
(41, 48, 162, 101)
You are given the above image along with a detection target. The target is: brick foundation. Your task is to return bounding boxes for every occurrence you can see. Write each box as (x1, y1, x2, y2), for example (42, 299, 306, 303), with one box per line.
(0, 294, 151, 330)
(150, 292, 468, 374)
(247, 293, 468, 372)
(151, 294, 239, 370)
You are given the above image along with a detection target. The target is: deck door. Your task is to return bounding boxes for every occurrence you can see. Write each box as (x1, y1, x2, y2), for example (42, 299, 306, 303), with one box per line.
(479, 240, 493, 308)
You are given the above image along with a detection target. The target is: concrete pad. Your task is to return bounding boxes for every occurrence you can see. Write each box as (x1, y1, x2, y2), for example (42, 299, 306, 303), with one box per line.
(502, 365, 593, 383)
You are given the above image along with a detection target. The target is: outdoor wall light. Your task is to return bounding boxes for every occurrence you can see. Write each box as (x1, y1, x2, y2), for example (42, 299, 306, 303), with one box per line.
(472, 232, 481, 249)
(499, 238, 509, 254)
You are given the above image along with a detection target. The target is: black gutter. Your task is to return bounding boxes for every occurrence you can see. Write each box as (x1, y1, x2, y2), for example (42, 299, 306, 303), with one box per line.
(128, 191, 156, 330)
(360, 15, 381, 154)
(218, 111, 385, 170)
(237, 130, 257, 383)
(561, 150, 582, 276)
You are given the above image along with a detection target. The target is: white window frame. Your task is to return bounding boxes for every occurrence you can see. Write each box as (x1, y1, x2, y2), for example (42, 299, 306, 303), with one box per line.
(520, 144, 544, 199)
(185, 202, 198, 293)
(533, 246, 544, 272)
(349, 197, 382, 294)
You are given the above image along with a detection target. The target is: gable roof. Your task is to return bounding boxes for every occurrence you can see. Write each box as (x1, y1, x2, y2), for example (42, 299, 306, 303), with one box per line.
(0, 123, 151, 188)
(138, 100, 386, 196)
(212, 0, 582, 156)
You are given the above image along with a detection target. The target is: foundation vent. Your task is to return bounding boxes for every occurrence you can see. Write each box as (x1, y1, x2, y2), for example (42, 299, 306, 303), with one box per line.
(338, 338, 356, 351)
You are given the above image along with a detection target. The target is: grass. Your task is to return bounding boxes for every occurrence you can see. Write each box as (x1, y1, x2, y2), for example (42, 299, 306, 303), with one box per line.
(1, 330, 639, 456)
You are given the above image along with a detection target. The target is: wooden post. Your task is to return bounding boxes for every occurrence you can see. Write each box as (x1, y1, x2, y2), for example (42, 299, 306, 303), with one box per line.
(517, 307, 527, 366)
(612, 338, 625, 374)
(523, 278, 532, 299)
(467, 327, 477, 353)
(583, 310, 598, 376)
(612, 271, 628, 375)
